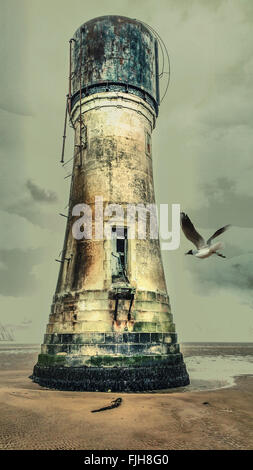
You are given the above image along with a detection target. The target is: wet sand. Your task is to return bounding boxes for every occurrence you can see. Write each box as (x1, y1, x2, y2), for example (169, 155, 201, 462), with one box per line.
(0, 347, 252, 450)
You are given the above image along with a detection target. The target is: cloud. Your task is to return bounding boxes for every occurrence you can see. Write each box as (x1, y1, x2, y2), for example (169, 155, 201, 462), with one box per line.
(0, 248, 43, 297)
(181, 222, 253, 305)
(4, 198, 59, 228)
(0, 177, 60, 230)
(20, 318, 32, 325)
(26, 179, 58, 204)
(2, 196, 61, 230)
(184, 251, 253, 306)
(0, 209, 60, 251)
(188, 178, 253, 229)
(0, 105, 33, 118)
(4, 320, 32, 331)
(4, 199, 46, 227)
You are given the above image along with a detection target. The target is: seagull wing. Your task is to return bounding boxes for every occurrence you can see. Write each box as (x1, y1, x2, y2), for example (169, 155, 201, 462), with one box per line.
(180, 212, 205, 249)
(207, 224, 231, 246)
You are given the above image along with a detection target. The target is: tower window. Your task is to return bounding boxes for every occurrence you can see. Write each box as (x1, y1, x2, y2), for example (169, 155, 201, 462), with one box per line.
(81, 123, 87, 149)
(111, 227, 128, 282)
(145, 131, 151, 156)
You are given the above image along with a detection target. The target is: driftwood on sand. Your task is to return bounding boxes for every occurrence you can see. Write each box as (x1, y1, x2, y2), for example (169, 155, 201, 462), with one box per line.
(91, 398, 122, 413)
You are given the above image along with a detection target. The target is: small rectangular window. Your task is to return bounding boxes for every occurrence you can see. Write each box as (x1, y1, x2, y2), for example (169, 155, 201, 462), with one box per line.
(81, 123, 87, 149)
(145, 131, 151, 156)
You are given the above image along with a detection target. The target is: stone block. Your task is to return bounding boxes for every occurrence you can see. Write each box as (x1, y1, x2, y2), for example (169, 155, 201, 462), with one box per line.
(150, 332, 163, 343)
(123, 332, 140, 343)
(105, 332, 124, 343)
(78, 310, 110, 322)
(116, 343, 129, 355)
(80, 321, 113, 332)
(139, 332, 151, 343)
(133, 321, 157, 332)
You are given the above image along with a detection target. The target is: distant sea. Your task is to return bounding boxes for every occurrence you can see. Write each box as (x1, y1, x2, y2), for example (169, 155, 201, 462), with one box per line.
(181, 342, 253, 391)
(0, 342, 252, 392)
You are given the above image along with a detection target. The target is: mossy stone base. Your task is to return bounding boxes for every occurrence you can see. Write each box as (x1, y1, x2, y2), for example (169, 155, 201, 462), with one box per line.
(31, 355, 190, 392)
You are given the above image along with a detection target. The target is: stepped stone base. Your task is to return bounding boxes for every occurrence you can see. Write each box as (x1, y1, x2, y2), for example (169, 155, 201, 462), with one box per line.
(31, 354, 190, 392)
(33, 290, 190, 392)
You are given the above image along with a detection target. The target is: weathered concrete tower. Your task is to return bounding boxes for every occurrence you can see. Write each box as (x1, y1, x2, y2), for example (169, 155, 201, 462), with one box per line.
(32, 16, 189, 391)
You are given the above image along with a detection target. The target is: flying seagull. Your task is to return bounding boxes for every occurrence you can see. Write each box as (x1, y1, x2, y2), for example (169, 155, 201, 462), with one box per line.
(180, 212, 230, 259)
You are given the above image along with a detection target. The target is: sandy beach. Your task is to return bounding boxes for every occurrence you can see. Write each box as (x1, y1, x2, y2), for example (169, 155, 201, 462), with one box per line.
(0, 344, 252, 450)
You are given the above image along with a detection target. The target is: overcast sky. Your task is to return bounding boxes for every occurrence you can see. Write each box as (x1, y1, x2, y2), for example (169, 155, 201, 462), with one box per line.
(1, 0, 253, 342)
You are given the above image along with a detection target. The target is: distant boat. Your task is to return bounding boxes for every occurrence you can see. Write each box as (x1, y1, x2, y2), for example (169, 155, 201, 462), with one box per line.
(0, 323, 14, 341)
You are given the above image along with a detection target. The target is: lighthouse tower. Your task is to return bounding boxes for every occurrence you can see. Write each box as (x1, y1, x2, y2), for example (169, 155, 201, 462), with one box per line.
(32, 16, 189, 391)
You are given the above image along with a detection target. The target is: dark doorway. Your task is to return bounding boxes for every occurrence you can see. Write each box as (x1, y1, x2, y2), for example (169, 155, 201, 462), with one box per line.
(111, 227, 128, 282)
